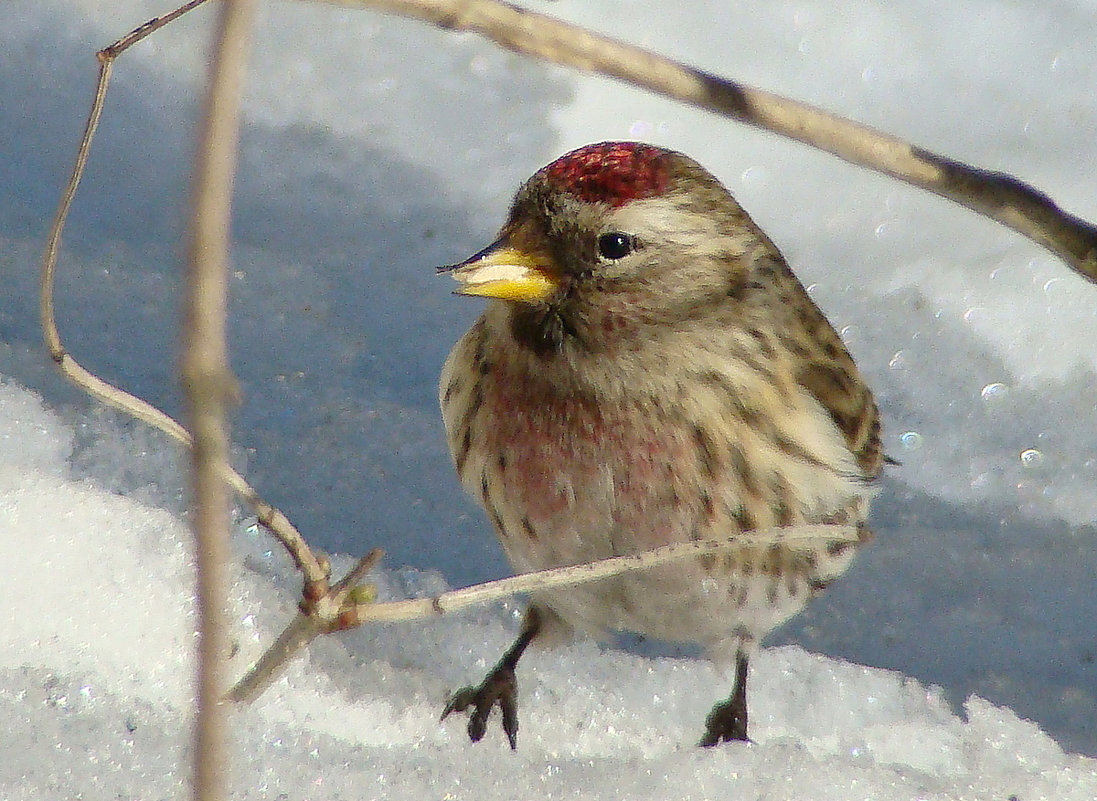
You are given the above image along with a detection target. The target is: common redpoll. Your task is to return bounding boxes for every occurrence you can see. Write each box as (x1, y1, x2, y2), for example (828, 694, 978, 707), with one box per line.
(438, 142, 882, 748)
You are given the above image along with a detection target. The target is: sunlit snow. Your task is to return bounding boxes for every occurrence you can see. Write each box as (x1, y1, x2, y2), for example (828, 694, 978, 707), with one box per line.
(2, 0, 1096, 797)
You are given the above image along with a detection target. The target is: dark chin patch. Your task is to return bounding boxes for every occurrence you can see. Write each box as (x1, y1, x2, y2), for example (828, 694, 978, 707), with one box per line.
(510, 306, 576, 358)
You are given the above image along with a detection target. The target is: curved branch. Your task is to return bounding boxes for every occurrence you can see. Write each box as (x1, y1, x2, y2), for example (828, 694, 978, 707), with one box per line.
(323, 0, 1097, 280)
(38, 0, 331, 589)
(227, 525, 857, 702)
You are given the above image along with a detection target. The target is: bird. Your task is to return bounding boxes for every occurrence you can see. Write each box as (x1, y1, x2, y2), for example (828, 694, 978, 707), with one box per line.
(437, 141, 882, 749)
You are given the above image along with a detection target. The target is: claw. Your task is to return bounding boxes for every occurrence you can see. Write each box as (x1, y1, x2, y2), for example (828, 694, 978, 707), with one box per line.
(441, 608, 542, 750)
(699, 696, 749, 746)
(440, 687, 476, 720)
(442, 665, 520, 749)
(499, 687, 519, 749)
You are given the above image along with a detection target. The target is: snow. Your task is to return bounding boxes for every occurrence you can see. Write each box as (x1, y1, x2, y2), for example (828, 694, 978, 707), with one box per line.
(2, 0, 1097, 797)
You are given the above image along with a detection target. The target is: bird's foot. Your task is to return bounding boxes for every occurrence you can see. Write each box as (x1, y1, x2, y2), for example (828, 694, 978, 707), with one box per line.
(699, 695, 749, 747)
(441, 664, 520, 749)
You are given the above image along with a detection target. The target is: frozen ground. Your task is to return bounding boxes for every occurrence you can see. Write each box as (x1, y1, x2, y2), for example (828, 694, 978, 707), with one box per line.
(2, 0, 1096, 797)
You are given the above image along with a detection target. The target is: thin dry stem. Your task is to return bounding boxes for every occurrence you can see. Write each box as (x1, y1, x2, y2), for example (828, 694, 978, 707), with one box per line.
(352, 524, 859, 623)
(322, 0, 1097, 280)
(38, 0, 329, 588)
(227, 548, 384, 703)
(184, 1, 257, 798)
(226, 526, 856, 700)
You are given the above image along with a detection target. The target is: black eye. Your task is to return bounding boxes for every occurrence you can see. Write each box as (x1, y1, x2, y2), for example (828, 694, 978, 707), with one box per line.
(597, 232, 633, 260)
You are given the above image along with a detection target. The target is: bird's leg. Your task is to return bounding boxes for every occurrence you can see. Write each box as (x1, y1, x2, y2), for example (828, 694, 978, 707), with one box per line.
(442, 606, 542, 749)
(699, 650, 750, 746)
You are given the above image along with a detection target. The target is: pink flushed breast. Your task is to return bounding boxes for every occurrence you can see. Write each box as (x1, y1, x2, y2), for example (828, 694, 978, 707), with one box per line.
(479, 365, 699, 557)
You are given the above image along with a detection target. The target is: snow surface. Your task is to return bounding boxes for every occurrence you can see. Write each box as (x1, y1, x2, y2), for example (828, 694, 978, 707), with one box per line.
(2, 0, 1097, 797)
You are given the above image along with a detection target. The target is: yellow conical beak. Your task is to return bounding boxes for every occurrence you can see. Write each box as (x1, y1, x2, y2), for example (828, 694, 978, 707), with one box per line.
(440, 241, 558, 303)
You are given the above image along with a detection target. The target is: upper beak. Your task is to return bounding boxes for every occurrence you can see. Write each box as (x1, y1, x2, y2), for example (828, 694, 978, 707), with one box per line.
(438, 238, 558, 303)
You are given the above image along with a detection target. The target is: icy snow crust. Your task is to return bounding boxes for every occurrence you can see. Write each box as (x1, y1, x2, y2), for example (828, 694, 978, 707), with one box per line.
(2, 0, 1097, 797)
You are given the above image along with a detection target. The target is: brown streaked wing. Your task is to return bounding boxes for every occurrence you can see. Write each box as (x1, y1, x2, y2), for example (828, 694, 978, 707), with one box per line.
(797, 358, 883, 478)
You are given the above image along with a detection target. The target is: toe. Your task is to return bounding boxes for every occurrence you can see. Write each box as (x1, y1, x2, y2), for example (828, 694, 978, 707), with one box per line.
(440, 686, 476, 720)
(700, 701, 749, 747)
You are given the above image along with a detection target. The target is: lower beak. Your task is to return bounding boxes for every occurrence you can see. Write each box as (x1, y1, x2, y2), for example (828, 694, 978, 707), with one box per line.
(439, 240, 558, 303)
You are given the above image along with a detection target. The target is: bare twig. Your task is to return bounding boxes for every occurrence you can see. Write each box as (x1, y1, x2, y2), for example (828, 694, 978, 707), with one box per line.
(228, 548, 384, 703)
(183, 1, 257, 798)
(355, 525, 859, 622)
(38, 0, 330, 589)
(320, 0, 1097, 280)
(227, 526, 857, 701)
(40, 1, 209, 444)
